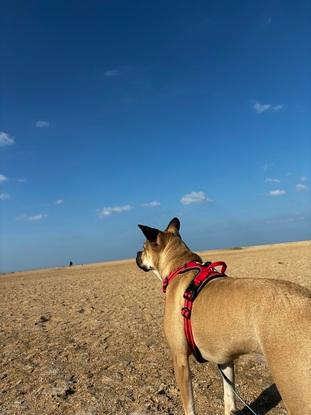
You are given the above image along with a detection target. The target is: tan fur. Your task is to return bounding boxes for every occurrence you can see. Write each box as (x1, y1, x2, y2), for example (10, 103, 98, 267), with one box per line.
(136, 218, 311, 415)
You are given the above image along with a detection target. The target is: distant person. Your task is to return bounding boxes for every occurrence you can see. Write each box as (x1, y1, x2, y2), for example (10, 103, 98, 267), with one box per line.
(69, 261, 73, 267)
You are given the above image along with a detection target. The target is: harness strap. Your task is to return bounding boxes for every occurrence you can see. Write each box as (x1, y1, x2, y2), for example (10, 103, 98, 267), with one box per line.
(162, 260, 201, 293)
(163, 261, 227, 362)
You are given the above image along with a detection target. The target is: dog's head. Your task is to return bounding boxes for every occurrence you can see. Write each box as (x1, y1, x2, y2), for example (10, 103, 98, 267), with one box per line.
(136, 217, 181, 275)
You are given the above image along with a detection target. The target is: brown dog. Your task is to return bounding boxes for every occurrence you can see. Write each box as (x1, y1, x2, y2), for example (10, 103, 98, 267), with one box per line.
(136, 218, 311, 415)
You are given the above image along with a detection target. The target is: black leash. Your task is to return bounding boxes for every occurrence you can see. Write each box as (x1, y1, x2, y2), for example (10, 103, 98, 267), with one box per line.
(218, 365, 259, 415)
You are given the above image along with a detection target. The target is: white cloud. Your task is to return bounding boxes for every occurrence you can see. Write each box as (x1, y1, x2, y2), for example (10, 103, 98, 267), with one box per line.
(104, 69, 120, 78)
(27, 214, 48, 221)
(268, 189, 286, 197)
(97, 205, 132, 218)
(265, 178, 280, 183)
(300, 176, 307, 182)
(36, 120, 50, 128)
(0, 132, 15, 147)
(180, 191, 212, 205)
(55, 199, 63, 205)
(17, 213, 48, 222)
(296, 183, 308, 192)
(0, 174, 8, 183)
(0, 174, 27, 184)
(253, 102, 283, 114)
(142, 201, 160, 208)
(254, 102, 271, 114)
(0, 193, 10, 200)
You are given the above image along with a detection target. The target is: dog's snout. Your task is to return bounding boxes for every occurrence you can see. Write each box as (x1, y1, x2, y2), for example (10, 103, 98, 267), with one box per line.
(136, 251, 142, 266)
(136, 251, 150, 272)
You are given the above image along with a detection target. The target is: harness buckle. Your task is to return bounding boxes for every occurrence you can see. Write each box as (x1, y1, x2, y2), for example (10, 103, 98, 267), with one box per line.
(181, 307, 191, 319)
(183, 290, 193, 301)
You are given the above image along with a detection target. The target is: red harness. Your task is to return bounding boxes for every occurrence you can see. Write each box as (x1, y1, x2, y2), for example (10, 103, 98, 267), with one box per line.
(162, 260, 227, 363)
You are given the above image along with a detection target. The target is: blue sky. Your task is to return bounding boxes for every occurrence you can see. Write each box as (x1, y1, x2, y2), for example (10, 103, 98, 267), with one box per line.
(1, 0, 310, 272)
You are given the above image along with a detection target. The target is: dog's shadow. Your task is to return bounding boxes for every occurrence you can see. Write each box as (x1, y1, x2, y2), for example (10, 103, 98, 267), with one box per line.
(236, 384, 281, 415)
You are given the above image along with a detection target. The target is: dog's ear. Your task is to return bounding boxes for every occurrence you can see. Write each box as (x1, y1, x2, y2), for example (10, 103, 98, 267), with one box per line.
(138, 224, 159, 242)
(165, 217, 180, 235)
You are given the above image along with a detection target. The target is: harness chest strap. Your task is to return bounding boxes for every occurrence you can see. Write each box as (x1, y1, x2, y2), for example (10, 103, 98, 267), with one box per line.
(163, 261, 227, 363)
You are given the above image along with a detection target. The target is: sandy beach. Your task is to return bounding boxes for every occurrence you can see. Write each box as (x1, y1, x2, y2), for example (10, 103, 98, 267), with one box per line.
(1, 240, 310, 415)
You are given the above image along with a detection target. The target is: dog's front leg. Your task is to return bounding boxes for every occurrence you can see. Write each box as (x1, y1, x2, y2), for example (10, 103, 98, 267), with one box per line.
(219, 361, 236, 415)
(173, 353, 195, 415)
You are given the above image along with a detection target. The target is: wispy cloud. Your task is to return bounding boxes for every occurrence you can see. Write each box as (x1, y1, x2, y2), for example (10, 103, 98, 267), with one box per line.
(253, 102, 283, 114)
(0, 132, 15, 147)
(265, 178, 280, 183)
(142, 201, 160, 208)
(296, 183, 308, 192)
(272, 104, 283, 111)
(268, 189, 286, 197)
(27, 213, 48, 222)
(28, 214, 48, 221)
(97, 205, 132, 218)
(300, 176, 307, 182)
(0, 193, 10, 200)
(0, 174, 27, 184)
(36, 120, 50, 128)
(55, 199, 64, 205)
(104, 69, 120, 78)
(180, 191, 212, 205)
(254, 102, 271, 114)
(17, 213, 48, 222)
(103, 64, 139, 79)
(0, 174, 8, 183)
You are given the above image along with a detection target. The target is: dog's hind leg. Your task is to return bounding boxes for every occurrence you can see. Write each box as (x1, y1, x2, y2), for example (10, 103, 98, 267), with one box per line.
(219, 361, 236, 415)
(172, 353, 196, 415)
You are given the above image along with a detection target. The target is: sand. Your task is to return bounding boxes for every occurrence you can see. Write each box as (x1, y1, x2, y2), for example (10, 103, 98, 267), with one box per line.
(1, 240, 310, 415)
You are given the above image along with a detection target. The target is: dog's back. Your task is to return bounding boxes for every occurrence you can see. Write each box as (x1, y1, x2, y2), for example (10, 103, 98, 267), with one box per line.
(192, 277, 311, 414)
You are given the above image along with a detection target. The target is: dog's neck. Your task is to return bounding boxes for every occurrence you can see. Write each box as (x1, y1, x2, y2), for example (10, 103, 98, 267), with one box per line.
(157, 241, 202, 280)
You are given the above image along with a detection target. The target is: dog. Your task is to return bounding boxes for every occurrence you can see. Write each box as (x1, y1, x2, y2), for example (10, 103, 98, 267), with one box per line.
(136, 217, 311, 415)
